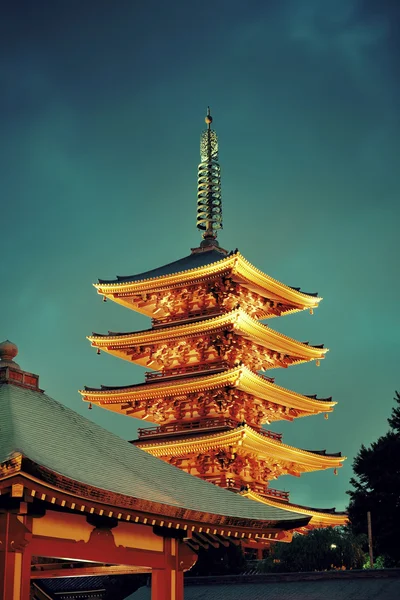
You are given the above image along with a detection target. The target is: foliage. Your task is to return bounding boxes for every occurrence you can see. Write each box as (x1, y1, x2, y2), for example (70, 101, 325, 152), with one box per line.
(363, 554, 385, 570)
(260, 527, 365, 573)
(347, 391, 400, 566)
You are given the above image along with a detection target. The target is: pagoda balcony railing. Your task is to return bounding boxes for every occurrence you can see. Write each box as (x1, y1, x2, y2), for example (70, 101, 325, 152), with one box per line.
(208, 478, 289, 501)
(256, 427, 282, 442)
(138, 417, 239, 439)
(248, 482, 290, 501)
(138, 418, 282, 442)
(152, 307, 223, 328)
(145, 361, 230, 382)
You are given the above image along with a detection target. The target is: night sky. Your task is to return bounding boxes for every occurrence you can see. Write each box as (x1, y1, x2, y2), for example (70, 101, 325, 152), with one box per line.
(2, 0, 399, 512)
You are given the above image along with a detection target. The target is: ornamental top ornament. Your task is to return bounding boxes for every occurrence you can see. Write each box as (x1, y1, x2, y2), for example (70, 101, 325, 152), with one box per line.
(196, 107, 222, 245)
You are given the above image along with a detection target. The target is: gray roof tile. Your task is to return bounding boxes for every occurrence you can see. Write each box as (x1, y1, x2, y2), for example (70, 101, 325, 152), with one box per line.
(130, 576, 400, 600)
(98, 249, 229, 284)
(0, 382, 308, 525)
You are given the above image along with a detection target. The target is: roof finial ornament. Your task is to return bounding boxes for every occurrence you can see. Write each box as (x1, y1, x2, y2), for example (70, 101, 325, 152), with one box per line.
(197, 107, 222, 247)
(0, 340, 21, 370)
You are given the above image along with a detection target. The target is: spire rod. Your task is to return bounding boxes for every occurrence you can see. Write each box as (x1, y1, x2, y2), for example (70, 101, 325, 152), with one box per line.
(196, 107, 222, 246)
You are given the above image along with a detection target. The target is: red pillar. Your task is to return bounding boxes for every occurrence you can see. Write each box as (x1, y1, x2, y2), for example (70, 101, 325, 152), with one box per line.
(0, 513, 32, 600)
(151, 538, 184, 600)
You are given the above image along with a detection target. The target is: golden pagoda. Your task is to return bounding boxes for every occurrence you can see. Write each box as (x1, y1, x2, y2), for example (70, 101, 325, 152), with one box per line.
(82, 109, 347, 552)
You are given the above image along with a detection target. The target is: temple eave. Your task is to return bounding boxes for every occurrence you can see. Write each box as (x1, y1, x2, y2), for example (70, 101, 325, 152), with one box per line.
(134, 426, 345, 471)
(94, 253, 322, 312)
(242, 490, 348, 527)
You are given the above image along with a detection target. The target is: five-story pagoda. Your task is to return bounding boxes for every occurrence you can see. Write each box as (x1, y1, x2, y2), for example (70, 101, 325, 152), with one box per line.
(82, 109, 346, 545)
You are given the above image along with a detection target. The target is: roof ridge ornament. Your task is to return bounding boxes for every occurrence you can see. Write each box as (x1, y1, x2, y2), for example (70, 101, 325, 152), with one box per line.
(196, 107, 223, 249)
(0, 340, 21, 370)
(0, 340, 42, 391)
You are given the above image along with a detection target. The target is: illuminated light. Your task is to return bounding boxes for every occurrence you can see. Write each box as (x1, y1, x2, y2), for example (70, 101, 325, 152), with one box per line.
(117, 513, 122, 519)
(108, 511, 113, 518)
(71, 503, 75, 510)
(80, 505, 85, 512)
(143, 518, 148, 524)
(152, 519, 156, 525)
(61, 500, 66, 507)
(51, 497, 56, 504)
(31, 490, 36, 497)
(41, 493, 46, 501)
(90, 507, 95, 514)
(99, 509, 104, 516)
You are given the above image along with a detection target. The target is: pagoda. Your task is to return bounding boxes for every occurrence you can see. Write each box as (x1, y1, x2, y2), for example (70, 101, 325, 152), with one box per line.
(82, 109, 347, 548)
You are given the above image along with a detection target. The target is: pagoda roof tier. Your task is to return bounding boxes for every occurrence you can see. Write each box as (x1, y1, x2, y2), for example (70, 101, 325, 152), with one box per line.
(134, 424, 345, 475)
(95, 250, 321, 318)
(241, 489, 348, 529)
(81, 365, 336, 422)
(0, 372, 311, 539)
(88, 308, 327, 370)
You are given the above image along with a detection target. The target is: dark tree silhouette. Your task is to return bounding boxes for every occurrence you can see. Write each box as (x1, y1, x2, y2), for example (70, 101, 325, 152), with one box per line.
(347, 391, 400, 566)
(261, 527, 365, 572)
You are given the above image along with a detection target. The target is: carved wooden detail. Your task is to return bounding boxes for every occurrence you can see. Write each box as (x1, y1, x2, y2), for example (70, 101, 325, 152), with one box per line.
(124, 279, 292, 322)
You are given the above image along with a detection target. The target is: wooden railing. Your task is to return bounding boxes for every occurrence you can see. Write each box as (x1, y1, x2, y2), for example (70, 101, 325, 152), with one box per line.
(208, 478, 290, 501)
(145, 361, 229, 381)
(152, 308, 222, 327)
(257, 428, 282, 442)
(138, 417, 238, 439)
(138, 418, 282, 442)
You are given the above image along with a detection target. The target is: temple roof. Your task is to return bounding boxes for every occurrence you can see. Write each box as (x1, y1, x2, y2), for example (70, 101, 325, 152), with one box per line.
(98, 248, 230, 284)
(135, 425, 345, 473)
(242, 490, 348, 526)
(81, 365, 336, 421)
(89, 308, 327, 368)
(95, 250, 321, 317)
(0, 376, 310, 530)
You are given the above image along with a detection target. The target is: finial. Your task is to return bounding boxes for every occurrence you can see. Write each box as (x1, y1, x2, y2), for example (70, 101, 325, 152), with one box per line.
(205, 106, 212, 128)
(0, 340, 21, 370)
(197, 108, 222, 245)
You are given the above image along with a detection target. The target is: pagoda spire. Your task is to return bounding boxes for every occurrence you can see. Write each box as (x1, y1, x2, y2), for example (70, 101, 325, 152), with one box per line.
(196, 107, 222, 247)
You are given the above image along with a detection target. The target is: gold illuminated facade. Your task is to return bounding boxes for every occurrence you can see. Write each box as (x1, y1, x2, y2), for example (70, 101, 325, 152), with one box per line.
(82, 110, 347, 547)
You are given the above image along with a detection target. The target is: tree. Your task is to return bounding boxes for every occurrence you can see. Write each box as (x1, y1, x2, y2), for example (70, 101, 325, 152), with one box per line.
(261, 527, 365, 572)
(347, 391, 400, 566)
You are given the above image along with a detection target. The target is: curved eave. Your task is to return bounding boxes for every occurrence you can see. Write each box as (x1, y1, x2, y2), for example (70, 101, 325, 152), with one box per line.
(135, 426, 345, 472)
(94, 252, 321, 311)
(88, 309, 328, 361)
(242, 490, 348, 527)
(80, 366, 336, 418)
(2, 456, 309, 536)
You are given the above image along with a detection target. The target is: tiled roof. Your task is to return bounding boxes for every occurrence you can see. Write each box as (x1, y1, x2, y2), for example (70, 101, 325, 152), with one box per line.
(0, 382, 308, 525)
(130, 574, 400, 600)
(98, 249, 229, 284)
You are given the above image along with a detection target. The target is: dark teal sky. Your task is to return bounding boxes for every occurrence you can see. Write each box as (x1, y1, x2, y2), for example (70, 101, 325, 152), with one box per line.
(1, 0, 399, 511)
